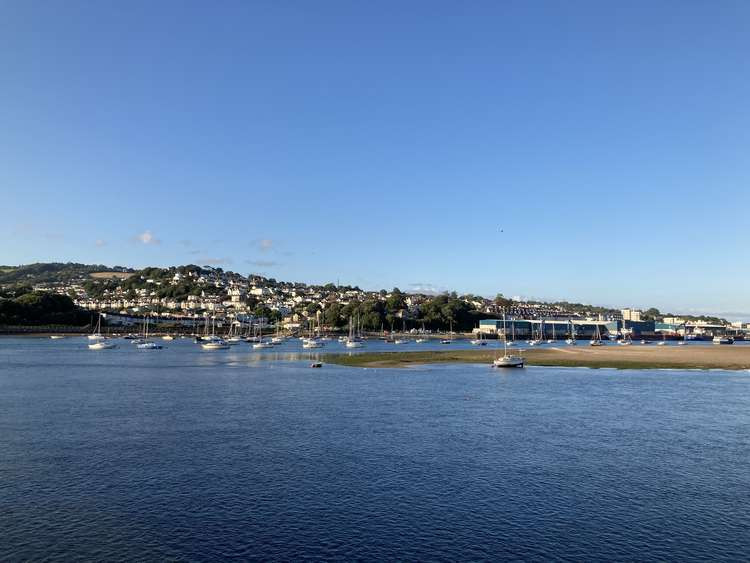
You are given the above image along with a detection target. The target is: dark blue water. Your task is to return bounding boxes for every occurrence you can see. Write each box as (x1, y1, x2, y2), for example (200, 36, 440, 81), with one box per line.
(1, 337, 749, 561)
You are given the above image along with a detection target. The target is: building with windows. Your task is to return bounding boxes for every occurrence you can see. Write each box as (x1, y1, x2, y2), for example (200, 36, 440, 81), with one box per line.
(621, 308, 642, 322)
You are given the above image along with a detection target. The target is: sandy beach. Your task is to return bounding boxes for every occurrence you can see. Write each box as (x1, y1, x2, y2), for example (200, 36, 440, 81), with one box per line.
(326, 344, 750, 370)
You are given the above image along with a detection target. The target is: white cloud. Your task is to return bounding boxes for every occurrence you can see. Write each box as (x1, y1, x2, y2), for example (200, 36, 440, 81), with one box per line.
(251, 238, 274, 252)
(136, 230, 160, 245)
(95, 239, 107, 247)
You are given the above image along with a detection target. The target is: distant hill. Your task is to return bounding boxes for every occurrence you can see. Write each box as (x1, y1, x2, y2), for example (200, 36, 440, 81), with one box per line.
(0, 263, 134, 286)
(89, 271, 134, 280)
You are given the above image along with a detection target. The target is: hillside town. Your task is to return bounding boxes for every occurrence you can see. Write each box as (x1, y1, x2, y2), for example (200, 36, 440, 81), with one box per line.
(4, 263, 746, 340)
(27, 265, 579, 330)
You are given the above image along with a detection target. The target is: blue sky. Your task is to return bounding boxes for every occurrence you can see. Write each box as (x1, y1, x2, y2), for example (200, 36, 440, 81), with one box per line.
(2, 1, 749, 317)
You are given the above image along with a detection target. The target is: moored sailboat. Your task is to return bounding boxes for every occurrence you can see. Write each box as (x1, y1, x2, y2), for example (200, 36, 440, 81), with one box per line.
(494, 313, 524, 368)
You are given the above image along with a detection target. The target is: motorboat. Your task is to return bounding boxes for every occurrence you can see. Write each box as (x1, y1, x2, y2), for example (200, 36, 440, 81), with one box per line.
(88, 340, 117, 350)
(713, 336, 734, 345)
(201, 340, 229, 350)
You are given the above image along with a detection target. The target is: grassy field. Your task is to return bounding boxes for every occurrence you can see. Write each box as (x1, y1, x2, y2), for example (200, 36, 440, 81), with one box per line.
(89, 272, 134, 280)
(324, 345, 750, 370)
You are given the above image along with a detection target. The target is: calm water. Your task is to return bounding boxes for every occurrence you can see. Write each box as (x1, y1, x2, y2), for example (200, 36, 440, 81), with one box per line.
(1, 337, 749, 561)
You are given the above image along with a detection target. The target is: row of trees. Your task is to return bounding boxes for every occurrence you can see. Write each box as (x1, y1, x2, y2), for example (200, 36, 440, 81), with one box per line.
(0, 291, 90, 326)
(302, 290, 492, 332)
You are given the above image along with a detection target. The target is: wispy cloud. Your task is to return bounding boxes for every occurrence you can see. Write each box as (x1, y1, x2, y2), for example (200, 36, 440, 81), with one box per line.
(178, 239, 193, 247)
(10, 223, 34, 236)
(188, 249, 201, 255)
(195, 257, 232, 265)
(95, 239, 107, 247)
(43, 232, 64, 241)
(246, 260, 280, 267)
(251, 238, 274, 252)
(135, 230, 160, 245)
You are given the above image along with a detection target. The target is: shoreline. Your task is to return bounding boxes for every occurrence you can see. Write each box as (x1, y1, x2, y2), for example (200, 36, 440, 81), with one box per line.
(324, 346, 750, 370)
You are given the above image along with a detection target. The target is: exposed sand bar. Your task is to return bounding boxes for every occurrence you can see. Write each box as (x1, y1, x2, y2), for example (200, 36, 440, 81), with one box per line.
(325, 345, 750, 370)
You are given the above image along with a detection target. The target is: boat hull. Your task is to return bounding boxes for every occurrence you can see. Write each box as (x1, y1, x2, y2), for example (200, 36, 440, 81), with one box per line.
(493, 356, 524, 368)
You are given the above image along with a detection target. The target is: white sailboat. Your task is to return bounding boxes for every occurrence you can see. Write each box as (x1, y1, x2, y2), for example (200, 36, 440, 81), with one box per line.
(619, 330, 633, 345)
(271, 321, 285, 345)
(394, 317, 409, 344)
(565, 319, 577, 345)
(713, 335, 734, 345)
(470, 324, 487, 346)
(494, 313, 524, 368)
(589, 323, 603, 346)
(88, 313, 105, 340)
(302, 317, 324, 348)
(201, 316, 229, 349)
(136, 316, 163, 349)
(415, 321, 427, 343)
(88, 314, 116, 349)
(440, 319, 453, 344)
(345, 315, 363, 348)
(529, 320, 543, 346)
(252, 323, 273, 348)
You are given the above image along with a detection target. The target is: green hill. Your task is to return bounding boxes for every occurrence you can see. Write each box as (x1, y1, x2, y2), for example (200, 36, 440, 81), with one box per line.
(0, 262, 133, 286)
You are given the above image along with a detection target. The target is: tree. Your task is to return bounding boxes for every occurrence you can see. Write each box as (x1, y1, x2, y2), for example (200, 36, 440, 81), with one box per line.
(324, 303, 343, 328)
(494, 293, 513, 310)
(642, 307, 662, 321)
(0, 292, 88, 326)
(417, 293, 477, 332)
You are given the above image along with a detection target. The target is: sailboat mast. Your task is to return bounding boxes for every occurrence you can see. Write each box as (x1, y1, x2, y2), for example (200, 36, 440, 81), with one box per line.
(503, 312, 508, 355)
